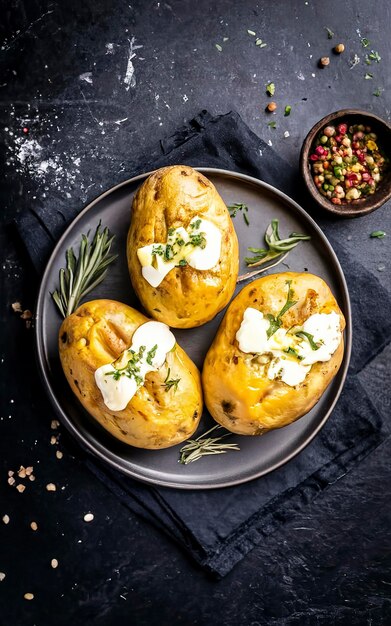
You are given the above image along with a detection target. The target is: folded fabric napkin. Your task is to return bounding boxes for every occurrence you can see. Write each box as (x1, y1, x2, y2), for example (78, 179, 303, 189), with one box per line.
(16, 110, 391, 577)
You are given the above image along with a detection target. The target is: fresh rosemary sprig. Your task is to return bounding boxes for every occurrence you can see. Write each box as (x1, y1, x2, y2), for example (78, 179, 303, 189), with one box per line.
(179, 424, 240, 465)
(162, 368, 181, 393)
(245, 219, 310, 267)
(52, 222, 117, 318)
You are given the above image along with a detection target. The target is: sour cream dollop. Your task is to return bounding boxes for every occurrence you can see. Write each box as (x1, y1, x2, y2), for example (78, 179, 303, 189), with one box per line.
(95, 321, 176, 411)
(137, 216, 222, 288)
(235, 307, 341, 387)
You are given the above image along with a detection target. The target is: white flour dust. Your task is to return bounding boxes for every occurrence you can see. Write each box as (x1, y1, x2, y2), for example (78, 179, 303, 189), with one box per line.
(79, 72, 93, 84)
(123, 37, 143, 90)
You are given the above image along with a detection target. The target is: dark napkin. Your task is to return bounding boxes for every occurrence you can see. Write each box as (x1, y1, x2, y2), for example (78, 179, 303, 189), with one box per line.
(16, 110, 391, 577)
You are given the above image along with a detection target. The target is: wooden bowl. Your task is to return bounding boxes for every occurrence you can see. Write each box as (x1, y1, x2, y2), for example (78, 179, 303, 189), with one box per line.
(300, 109, 391, 217)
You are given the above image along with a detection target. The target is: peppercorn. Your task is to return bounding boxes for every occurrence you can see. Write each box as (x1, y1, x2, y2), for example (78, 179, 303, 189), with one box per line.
(319, 56, 330, 67)
(266, 102, 277, 112)
(334, 43, 345, 54)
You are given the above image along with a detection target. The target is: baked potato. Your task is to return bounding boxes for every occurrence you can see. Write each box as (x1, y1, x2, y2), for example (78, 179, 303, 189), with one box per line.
(202, 272, 345, 435)
(127, 165, 239, 328)
(59, 299, 202, 449)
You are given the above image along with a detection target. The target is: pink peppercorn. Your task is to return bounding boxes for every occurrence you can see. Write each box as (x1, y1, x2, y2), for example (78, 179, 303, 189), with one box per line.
(310, 154, 318, 161)
(337, 123, 347, 135)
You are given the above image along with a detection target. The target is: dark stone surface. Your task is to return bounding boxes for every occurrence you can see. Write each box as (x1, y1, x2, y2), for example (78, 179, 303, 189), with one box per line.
(1, 1, 390, 624)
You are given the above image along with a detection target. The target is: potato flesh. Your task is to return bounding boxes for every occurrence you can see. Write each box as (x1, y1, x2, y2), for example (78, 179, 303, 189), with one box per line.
(202, 273, 345, 435)
(127, 165, 239, 328)
(59, 300, 203, 449)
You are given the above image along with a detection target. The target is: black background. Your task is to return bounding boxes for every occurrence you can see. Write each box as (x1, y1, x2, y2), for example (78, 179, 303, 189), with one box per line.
(1, 1, 391, 624)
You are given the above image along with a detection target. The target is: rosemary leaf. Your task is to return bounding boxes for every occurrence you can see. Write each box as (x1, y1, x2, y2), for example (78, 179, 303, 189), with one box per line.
(52, 222, 117, 318)
(179, 425, 240, 465)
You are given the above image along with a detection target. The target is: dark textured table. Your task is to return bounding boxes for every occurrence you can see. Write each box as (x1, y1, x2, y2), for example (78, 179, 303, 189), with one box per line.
(1, 1, 390, 624)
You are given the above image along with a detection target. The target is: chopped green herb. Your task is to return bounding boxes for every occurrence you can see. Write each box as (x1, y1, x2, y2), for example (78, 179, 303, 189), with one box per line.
(215, 44, 222, 52)
(162, 368, 181, 393)
(227, 203, 249, 225)
(108, 346, 146, 386)
(364, 72, 373, 79)
(370, 230, 386, 238)
(247, 29, 256, 36)
(268, 121, 277, 129)
(373, 88, 382, 96)
(167, 227, 175, 236)
(325, 27, 334, 39)
(266, 280, 298, 339)
(164, 244, 174, 261)
(284, 105, 292, 117)
(190, 218, 202, 230)
(187, 232, 207, 249)
(295, 331, 320, 350)
(284, 346, 303, 360)
(146, 344, 158, 366)
(178, 259, 188, 266)
(152, 244, 164, 256)
(361, 37, 370, 48)
(266, 82, 275, 96)
(366, 50, 381, 64)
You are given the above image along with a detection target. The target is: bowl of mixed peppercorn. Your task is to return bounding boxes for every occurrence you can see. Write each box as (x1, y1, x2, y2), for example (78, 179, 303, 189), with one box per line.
(300, 110, 391, 217)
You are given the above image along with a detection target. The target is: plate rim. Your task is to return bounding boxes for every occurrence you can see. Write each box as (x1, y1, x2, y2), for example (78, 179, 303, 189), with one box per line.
(35, 167, 352, 490)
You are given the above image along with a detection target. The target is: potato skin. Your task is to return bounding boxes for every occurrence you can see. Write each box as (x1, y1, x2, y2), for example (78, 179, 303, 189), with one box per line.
(202, 273, 345, 435)
(59, 299, 202, 449)
(127, 165, 239, 328)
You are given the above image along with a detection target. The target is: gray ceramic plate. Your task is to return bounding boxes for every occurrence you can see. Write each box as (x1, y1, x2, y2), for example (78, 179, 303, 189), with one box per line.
(35, 168, 352, 489)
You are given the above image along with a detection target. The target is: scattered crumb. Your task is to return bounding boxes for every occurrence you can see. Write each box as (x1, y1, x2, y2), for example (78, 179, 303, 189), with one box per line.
(24, 593, 34, 601)
(51, 558, 59, 569)
(284, 131, 290, 138)
(7, 476, 16, 486)
(11, 302, 22, 313)
(16, 484, 26, 493)
(20, 310, 32, 320)
(56, 450, 63, 460)
(29, 474, 36, 482)
(18, 466, 26, 478)
(2, 514, 10, 524)
(25, 466, 33, 476)
(30, 521, 38, 531)
(0, 573, 5, 582)
(7, 470, 14, 477)
(84, 513, 94, 523)
(50, 435, 58, 445)
(46, 483, 56, 492)
(51, 420, 60, 430)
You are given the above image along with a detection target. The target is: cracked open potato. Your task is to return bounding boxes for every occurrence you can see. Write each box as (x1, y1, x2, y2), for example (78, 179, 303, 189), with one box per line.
(59, 299, 202, 449)
(127, 165, 239, 328)
(202, 272, 345, 435)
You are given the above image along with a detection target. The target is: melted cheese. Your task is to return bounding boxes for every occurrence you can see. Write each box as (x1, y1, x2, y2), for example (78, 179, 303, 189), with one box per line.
(235, 307, 341, 387)
(95, 321, 176, 411)
(137, 216, 222, 287)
